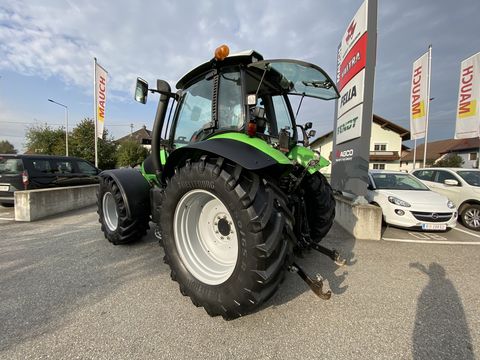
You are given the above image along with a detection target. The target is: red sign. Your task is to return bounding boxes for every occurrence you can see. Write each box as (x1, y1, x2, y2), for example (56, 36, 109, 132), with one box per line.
(337, 32, 368, 91)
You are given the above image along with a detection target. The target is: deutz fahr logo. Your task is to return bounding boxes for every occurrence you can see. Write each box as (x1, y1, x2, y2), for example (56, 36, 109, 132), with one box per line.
(337, 116, 358, 135)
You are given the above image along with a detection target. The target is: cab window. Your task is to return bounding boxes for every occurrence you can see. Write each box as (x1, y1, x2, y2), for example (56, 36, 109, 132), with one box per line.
(218, 68, 243, 131)
(173, 75, 213, 147)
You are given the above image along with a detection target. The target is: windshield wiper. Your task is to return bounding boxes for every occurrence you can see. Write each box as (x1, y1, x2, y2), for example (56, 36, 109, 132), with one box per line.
(302, 80, 333, 89)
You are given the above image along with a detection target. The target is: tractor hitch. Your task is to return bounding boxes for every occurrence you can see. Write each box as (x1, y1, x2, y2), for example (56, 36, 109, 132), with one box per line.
(289, 262, 331, 300)
(310, 243, 346, 267)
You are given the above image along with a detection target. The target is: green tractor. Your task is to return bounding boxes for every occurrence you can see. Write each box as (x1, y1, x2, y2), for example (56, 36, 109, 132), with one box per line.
(97, 45, 344, 319)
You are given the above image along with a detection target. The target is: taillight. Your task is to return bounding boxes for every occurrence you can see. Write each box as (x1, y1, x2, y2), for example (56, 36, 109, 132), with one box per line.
(22, 170, 29, 189)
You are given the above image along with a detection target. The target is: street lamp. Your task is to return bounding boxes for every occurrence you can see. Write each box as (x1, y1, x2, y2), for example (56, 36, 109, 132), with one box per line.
(48, 99, 69, 156)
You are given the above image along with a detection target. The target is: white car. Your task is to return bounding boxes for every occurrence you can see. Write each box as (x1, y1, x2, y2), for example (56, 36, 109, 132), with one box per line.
(367, 170, 457, 230)
(411, 168, 480, 231)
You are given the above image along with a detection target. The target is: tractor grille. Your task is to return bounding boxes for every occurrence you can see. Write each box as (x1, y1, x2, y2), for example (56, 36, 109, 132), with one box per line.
(411, 211, 453, 223)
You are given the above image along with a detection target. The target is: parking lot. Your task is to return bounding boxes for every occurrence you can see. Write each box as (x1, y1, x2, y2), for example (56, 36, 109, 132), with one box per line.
(1, 205, 479, 359)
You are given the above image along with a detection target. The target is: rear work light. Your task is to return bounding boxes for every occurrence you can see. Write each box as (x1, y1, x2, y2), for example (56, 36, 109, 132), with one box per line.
(246, 121, 257, 137)
(22, 170, 29, 189)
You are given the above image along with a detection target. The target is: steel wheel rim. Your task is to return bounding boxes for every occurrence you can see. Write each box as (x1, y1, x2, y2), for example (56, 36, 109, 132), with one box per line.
(103, 192, 118, 231)
(174, 189, 238, 285)
(464, 208, 480, 229)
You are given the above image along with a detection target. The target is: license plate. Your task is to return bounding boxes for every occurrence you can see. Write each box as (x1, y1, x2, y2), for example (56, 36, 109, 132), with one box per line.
(421, 223, 447, 231)
(0, 185, 9, 191)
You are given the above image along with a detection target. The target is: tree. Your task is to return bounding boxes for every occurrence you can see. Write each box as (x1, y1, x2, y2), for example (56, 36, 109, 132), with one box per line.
(69, 118, 117, 170)
(434, 154, 464, 168)
(116, 140, 149, 167)
(0, 140, 17, 154)
(25, 124, 66, 155)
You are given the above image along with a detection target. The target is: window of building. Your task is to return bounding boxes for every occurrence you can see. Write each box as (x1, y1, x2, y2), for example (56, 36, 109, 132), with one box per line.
(373, 163, 385, 170)
(374, 143, 387, 151)
(469, 152, 477, 161)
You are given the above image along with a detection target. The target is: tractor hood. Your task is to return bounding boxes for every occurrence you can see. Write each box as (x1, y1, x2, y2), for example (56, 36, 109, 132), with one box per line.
(248, 59, 340, 100)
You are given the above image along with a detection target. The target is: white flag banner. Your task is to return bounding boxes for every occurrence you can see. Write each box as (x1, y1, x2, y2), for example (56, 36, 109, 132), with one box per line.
(409, 51, 429, 140)
(95, 62, 108, 139)
(455, 52, 480, 139)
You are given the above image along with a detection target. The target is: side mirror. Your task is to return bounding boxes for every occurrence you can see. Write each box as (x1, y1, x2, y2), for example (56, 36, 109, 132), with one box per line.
(367, 184, 375, 190)
(444, 179, 459, 186)
(135, 77, 148, 104)
(307, 130, 316, 138)
(304, 122, 313, 130)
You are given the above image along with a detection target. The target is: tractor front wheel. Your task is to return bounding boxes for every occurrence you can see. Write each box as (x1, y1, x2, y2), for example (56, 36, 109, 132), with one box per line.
(97, 176, 149, 245)
(160, 157, 293, 319)
(302, 172, 336, 242)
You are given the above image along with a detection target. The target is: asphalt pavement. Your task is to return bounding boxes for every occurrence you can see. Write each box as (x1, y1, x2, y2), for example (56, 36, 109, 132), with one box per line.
(1, 205, 479, 359)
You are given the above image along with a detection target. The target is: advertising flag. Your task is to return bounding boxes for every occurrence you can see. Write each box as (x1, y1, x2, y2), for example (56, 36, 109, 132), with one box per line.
(95, 61, 108, 139)
(455, 52, 480, 139)
(410, 51, 430, 140)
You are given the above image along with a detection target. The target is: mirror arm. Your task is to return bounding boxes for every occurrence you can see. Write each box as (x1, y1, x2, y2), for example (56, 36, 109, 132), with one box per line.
(149, 88, 179, 101)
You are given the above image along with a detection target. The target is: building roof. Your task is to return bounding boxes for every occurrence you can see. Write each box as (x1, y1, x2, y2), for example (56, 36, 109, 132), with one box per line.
(445, 137, 480, 153)
(117, 125, 152, 144)
(310, 114, 410, 147)
(401, 137, 479, 162)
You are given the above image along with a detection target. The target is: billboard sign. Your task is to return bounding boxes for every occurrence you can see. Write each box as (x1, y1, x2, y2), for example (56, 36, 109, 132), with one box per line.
(331, 0, 377, 197)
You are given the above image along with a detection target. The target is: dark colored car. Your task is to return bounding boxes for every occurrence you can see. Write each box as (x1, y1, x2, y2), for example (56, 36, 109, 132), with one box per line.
(0, 154, 100, 206)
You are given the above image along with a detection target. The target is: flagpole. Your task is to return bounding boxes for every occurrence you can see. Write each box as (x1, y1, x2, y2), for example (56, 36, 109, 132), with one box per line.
(93, 57, 98, 168)
(423, 45, 432, 167)
(412, 139, 417, 170)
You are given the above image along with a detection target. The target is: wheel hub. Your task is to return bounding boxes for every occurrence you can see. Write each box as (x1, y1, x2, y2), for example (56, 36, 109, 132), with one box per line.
(174, 189, 238, 285)
(102, 192, 118, 231)
(217, 217, 232, 237)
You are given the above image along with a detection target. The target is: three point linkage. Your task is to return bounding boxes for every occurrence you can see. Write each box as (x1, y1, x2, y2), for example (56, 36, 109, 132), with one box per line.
(288, 244, 346, 300)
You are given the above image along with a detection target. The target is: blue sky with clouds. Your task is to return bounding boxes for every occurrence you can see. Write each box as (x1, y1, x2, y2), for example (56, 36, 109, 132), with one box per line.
(1, 0, 479, 152)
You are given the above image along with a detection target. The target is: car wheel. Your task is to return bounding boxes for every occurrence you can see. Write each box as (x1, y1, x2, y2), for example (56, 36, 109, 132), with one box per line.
(461, 204, 480, 231)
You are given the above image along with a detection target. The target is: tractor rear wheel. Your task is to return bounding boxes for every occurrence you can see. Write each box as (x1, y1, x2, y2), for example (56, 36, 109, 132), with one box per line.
(97, 176, 149, 245)
(302, 172, 336, 242)
(160, 157, 293, 319)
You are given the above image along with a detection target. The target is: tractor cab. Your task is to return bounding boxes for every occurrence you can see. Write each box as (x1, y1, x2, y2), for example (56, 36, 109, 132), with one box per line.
(135, 45, 339, 178)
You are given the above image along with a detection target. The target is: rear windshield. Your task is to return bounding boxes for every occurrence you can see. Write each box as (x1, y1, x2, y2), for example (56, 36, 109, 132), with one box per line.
(0, 158, 23, 174)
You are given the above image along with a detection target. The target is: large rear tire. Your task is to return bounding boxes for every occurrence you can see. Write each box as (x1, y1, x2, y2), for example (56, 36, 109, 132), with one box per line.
(97, 176, 149, 245)
(160, 157, 293, 319)
(302, 172, 336, 242)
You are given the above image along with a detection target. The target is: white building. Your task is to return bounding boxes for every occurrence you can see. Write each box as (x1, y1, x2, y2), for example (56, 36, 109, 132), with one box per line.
(310, 114, 410, 175)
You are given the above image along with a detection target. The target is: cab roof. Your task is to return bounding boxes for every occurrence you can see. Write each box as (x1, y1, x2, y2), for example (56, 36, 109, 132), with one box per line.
(176, 50, 264, 90)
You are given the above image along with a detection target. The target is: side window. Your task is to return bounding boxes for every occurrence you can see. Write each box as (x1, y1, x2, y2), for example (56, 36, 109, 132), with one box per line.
(30, 159, 52, 173)
(173, 76, 213, 147)
(272, 95, 293, 137)
(52, 160, 74, 174)
(435, 170, 458, 184)
(414, 170, 434, 181)
(218, 68, 243, 130)
(77, 160, 97, 175)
